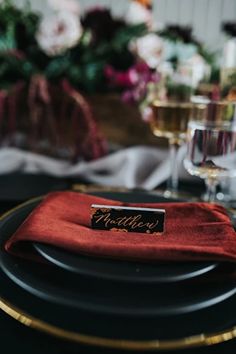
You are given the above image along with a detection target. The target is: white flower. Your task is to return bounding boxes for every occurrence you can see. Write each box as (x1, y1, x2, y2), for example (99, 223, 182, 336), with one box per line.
(171, 70, 193, 87)
(48, 0, 80, 14)
(175, 42, 198, 62)
(158, 61, 174, 78)
(126, 1, 152, 26)
(163, 40, 198, 62)
(223, 38, 236, 68)
(141, 106, 153, 122)
(131, 33, 164, 68)
(36, 11, 82, 56)
(181, 54, 211, 87)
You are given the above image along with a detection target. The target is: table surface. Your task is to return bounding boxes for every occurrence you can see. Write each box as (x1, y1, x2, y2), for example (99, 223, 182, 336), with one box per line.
(0, 173, 235, 354)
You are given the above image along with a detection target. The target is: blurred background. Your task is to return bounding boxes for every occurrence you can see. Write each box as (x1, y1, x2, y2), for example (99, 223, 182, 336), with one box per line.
(13, 0, 236, 51)
(0, 0, 235, 199)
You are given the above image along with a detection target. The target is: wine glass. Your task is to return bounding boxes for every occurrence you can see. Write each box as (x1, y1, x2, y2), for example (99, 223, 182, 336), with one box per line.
(184, 101, 236, 202)
(150, 101, 204, 198)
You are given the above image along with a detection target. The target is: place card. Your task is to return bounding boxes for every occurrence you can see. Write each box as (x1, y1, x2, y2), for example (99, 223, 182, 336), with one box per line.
(91, 204, 165, 234)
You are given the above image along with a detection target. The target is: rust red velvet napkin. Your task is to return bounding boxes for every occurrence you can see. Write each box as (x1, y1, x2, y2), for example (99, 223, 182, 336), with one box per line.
(5, 191, 236, 263)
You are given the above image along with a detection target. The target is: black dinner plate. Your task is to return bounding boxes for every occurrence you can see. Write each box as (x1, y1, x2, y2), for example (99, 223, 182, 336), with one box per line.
(1, 198, 236, 350)
(34, 191, 218, 284)
(0, 194, 235, 318)
(1, 253, 236, 348)
(34, 244, 217, 284)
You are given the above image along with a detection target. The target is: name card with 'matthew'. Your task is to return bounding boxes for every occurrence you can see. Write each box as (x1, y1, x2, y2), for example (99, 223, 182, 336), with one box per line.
(91, 204, 165, 234)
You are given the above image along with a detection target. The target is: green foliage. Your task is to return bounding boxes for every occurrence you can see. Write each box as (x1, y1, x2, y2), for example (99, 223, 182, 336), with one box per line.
(0, 1, 39, 51)
(112, 23, 147, 51)
(0, 1, 217, 95)
(229, 71, 236, 85)
(221, 71, 236, 97)
(0, 1, 147, 92)
(209, 66, 220, 83)
(45, 55, 71, 79)
(198, 45, 216, 66)
(166, 81, 193, 101)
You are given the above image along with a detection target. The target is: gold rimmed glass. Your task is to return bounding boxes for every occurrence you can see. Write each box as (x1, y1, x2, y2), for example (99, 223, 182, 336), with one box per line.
(184, 101, 236, 203)
(150, 100, 205, 198)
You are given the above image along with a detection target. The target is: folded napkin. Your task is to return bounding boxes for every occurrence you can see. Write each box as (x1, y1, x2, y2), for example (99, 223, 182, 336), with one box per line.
(5, 191, 236, 263)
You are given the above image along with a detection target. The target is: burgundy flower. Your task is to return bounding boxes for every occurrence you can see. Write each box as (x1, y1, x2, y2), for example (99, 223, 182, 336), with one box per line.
(105, 61, 161, 104)
(4, 49, 25, 60)
(81, 8, 125, 45)
(104, 65, 138, 88)
(222, 22, 236, 37)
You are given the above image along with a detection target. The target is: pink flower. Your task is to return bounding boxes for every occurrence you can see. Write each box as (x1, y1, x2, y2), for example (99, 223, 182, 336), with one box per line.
(105, 62, 161, 104)
(104, 65, 138, 88)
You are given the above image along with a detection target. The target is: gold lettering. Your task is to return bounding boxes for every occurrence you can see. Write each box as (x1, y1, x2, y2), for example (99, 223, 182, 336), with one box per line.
(129, 215, 142, 228)
(93, 212, 159, 231)
(147, 220, 159, 229)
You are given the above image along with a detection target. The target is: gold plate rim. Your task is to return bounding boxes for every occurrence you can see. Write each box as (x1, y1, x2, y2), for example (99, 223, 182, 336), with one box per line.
(0, 196, 236, 351)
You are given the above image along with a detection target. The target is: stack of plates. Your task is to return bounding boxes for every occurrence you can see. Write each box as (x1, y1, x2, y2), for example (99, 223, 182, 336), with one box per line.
(0, 191, 236, 351)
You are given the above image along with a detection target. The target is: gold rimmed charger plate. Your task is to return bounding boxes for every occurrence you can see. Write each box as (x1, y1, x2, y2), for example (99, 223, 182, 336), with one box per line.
(0, 195, 236, 351)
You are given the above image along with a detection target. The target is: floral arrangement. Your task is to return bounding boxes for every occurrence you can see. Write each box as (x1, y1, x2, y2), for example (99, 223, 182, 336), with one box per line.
(0, 0, 218, 158)
(0, 0, 147, 92)
(0, 0, 214, 99)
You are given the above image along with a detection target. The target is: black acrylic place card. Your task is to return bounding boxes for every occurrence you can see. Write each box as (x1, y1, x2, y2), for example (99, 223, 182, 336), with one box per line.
(91, 204, 165, 234)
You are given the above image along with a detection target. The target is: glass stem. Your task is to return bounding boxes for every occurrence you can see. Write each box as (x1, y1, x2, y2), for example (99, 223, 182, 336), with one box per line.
(167, 138, 181, 195)
(204, 178, 218, 203)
